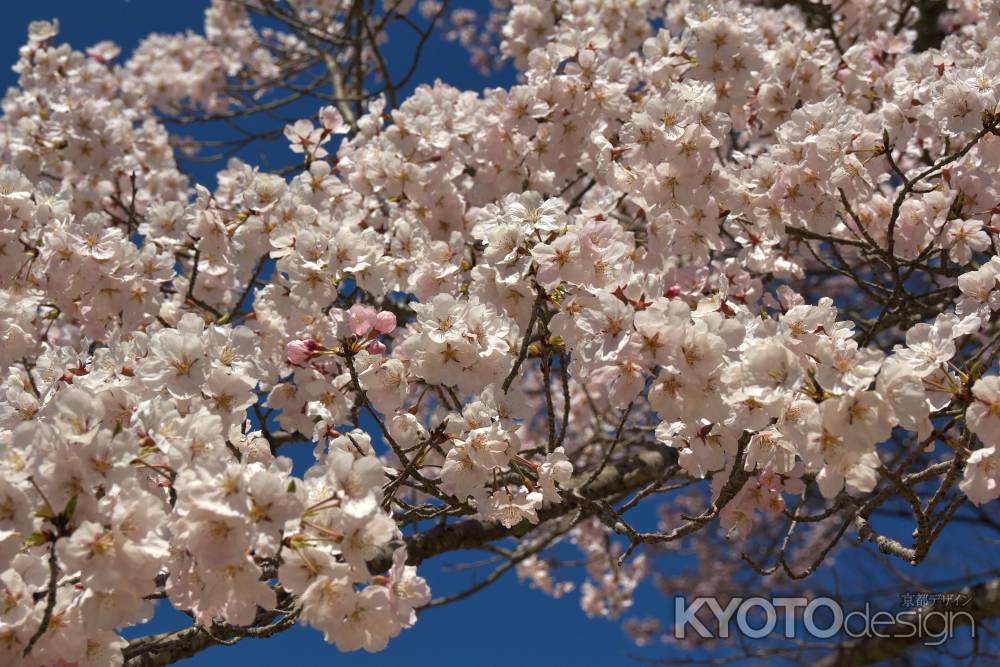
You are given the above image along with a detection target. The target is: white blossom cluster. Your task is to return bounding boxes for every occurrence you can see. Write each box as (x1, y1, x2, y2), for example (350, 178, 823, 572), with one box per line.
(0, 0, 999, 662)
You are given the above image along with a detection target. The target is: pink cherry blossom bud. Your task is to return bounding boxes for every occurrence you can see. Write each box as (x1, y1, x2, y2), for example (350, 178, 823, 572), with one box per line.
(286, 339, 320, 365)
(374, 310, 397, 334)
(348, 304, 377, 336)
(366, 340, 387, 355)
(664, 285, 681, 299)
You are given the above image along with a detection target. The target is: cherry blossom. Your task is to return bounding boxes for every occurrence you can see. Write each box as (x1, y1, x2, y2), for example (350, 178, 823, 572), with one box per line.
(2, 1, 1000, 664)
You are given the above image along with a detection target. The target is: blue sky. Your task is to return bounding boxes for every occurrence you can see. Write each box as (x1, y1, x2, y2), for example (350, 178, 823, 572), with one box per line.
(2, 3, 996, 665)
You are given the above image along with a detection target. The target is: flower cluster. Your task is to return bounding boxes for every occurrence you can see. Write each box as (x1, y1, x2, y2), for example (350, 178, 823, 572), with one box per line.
(2, 0, 1000, 662)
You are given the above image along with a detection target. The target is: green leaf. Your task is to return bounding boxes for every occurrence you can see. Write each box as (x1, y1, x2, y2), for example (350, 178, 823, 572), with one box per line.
(63, 494, 78, 520)
(24, 531, 49, 548)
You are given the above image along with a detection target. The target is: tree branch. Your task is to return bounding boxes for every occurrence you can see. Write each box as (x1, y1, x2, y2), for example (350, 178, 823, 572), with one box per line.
(815, 576, 1000, 667)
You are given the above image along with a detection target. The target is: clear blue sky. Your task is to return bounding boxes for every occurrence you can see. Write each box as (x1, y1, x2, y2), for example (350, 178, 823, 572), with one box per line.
(3, 3, 994, 665)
